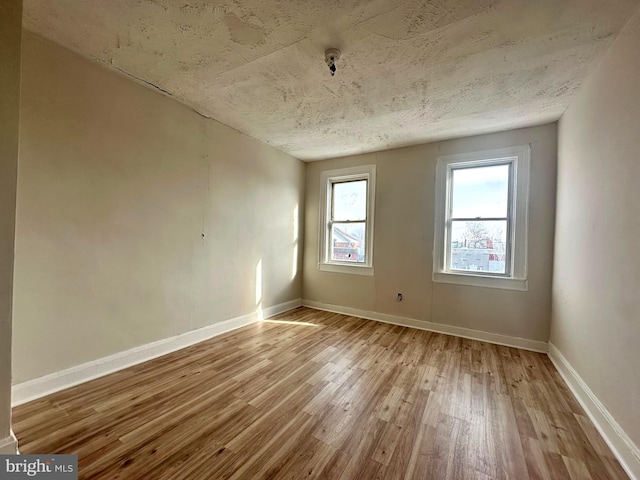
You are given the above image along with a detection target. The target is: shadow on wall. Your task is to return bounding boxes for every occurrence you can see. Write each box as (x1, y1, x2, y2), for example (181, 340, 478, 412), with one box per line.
(292, 205, 299, 281)
(256, 258, 263, 320)
(256, 204, 301, 320)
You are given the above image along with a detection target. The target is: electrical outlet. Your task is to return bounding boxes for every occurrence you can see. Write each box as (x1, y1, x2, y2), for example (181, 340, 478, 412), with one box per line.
(397, 293, 403, 301)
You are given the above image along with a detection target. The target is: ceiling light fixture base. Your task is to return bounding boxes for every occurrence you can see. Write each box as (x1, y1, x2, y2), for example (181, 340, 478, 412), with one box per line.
(324, 48, 341, 76)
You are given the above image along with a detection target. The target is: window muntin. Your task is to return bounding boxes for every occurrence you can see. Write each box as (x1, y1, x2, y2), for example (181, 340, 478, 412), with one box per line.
(319, 166, 375, 275)
(433, 145, 530, 291)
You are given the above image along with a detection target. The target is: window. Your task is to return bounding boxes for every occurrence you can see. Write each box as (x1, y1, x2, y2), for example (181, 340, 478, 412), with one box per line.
(319, 165, 376, 276)
(433, 145, 530, 290)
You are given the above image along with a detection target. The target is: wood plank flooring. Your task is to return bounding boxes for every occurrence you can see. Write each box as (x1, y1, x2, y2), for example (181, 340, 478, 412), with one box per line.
(13, 307, 628, 479)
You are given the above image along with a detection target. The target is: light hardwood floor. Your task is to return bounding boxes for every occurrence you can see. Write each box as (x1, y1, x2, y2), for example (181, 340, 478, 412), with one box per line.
(13, 307, 628, 479)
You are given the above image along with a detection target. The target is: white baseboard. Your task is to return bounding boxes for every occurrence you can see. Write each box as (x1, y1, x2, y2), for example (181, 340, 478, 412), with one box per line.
(261, 298, 302, 319)
(12, 299, 302, 406)
(302, 300, 548, 353)
(0, 430, 18, 454)
(548, 343, 640, 480)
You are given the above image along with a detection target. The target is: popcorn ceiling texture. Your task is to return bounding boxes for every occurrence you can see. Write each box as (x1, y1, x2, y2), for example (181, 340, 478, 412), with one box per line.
(23, 0, 640, 160)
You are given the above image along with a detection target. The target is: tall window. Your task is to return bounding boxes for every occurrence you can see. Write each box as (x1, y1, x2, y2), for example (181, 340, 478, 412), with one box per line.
(319, 165, 376, 276)
(433, 146, 530, 290)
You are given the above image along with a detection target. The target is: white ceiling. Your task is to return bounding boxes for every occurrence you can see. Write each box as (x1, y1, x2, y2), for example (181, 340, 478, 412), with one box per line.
(23, 0, 639, 160)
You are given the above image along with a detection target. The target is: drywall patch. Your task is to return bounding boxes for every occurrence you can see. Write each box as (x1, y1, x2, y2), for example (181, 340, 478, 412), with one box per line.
(224, 13, 265, 46)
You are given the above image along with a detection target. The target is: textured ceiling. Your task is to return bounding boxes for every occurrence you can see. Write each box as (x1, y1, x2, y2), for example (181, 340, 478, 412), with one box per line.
(23, 0, 640, 160)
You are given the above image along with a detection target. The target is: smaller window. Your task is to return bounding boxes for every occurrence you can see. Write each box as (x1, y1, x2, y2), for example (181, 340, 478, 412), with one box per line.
(433, 145, 530, 290)
(319, 165, 376, 276)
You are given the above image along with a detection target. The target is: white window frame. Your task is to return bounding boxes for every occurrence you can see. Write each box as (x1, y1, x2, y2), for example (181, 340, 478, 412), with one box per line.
(318, 165, 376, 276)
(433, 145, 530, 291)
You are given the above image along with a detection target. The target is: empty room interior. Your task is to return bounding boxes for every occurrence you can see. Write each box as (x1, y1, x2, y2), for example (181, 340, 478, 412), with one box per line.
(1, 0, 640, 478)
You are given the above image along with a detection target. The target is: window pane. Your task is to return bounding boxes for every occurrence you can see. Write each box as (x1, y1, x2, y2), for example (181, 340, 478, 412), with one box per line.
(331, 222, 365, 262)
(333, 180, 367, 221)
(450, 220, 507, 274)
(451, 164, 509, 218)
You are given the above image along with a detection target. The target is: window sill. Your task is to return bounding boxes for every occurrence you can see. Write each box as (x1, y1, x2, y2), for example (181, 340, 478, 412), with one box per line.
(433, 272, 527, 291)
(318, 263, 374, 276)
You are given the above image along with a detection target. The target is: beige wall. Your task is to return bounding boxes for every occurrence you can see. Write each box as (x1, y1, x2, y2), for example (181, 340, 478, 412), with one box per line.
(13, 32, 304, 384)
(552, 8, 640, 453)
(304, 123, 557, 342)
(0, 0, 21, 452)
